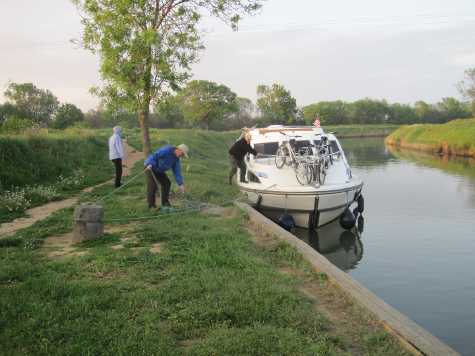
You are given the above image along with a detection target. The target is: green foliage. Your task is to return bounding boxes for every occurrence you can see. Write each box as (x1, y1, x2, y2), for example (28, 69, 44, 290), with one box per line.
(458, 67, 475, 114)
(302, 98, 472, 126)
(256, 83, 298, 125)
(52, 104, 84, 129)
(0, 116, 36, 134)
(303, 100, 349, 125)
(4, 82, 59, 125)
(178, 80, 239, 130)
(386, 118, 475, 153)
(73, 0, 263, 153)
(154, 95, 185, 128)
(0, 129, 112, 220)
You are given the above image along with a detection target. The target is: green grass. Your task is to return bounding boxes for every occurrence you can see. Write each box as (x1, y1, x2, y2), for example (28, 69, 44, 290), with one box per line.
(0, 128, 113, 222)
(0, 128, 410, 355)
(386, 118, 475, 156)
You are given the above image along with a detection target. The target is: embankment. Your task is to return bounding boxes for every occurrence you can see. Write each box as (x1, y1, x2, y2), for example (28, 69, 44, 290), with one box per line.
(385, 119, 475, 157)
(0, 128, 112, 221)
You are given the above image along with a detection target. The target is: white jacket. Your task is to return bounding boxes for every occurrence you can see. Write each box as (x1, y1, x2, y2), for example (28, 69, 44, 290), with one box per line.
(109, 133, 124, 160)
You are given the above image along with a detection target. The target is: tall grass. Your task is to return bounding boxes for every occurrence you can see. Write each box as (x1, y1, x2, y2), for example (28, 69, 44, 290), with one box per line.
(0, 128, 113, 221)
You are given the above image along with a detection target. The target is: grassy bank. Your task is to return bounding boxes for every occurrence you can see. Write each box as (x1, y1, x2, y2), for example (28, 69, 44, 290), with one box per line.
(385, 118, 475, 157)
(325, 124, 399, 138)
(0, 128, 410, 355)
(0, 128, 113, 222)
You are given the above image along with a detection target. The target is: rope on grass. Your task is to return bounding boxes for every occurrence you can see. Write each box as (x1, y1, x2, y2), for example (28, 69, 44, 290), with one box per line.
(94, 169, 147, 204)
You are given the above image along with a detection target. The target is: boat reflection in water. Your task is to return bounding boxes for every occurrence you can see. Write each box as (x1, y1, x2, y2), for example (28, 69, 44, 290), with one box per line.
(261, 209, 365, 272)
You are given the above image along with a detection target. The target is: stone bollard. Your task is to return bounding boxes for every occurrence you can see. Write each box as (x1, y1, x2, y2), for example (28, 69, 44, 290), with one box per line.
(72, 204, 104, 244)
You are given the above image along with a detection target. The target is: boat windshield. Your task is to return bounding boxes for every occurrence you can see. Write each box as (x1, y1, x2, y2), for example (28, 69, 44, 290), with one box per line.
(253, 142, 279, 157)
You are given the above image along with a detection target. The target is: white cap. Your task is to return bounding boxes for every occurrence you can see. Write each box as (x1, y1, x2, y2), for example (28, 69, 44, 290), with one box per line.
(177, 144, 189, 158)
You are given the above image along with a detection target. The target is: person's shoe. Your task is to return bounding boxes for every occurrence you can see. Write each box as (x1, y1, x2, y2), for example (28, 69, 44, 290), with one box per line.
(162, 201, 171, 207)
(240, 179, 249, 184)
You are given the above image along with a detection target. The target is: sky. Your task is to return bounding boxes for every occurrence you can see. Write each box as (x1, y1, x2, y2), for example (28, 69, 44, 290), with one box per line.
(0, 0, 474, 111)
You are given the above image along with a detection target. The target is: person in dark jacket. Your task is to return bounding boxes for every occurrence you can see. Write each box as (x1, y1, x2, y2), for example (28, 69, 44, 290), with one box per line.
(144, 144, 189, 209)
(229, 132, 257, 184)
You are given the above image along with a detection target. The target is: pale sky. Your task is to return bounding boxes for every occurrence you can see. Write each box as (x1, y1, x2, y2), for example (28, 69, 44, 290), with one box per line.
(1, 0, 474, 111)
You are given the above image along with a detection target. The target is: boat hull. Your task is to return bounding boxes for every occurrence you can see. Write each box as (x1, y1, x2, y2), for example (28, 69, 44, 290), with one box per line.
(240, 183, 363, 228)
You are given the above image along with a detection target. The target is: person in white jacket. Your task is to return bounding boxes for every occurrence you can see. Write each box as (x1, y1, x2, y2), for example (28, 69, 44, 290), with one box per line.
(108, 126, 125, 188)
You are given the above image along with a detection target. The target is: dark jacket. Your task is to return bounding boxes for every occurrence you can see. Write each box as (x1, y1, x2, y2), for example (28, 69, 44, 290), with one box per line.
(229, 138, 257, 161)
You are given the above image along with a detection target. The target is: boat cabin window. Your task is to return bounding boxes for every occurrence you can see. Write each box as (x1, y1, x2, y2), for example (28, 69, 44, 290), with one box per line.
(253, 142, 279, 156)
(329, 140, 340, 154)
(292, 140, 312, 151)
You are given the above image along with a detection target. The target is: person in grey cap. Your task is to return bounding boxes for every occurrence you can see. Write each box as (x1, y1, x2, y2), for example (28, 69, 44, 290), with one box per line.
(108, 126, 125, 188)
(144, 143, 189, 209)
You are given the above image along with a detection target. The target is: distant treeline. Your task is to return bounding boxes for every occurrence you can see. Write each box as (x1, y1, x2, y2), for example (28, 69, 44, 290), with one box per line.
(1, 80, 474, 132)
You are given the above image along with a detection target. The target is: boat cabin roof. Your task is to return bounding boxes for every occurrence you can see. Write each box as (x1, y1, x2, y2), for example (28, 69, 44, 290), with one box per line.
(249, 125, 326, 143)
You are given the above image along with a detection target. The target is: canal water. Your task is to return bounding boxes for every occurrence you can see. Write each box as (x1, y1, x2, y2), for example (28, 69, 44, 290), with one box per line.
(294, 138, 475, 355)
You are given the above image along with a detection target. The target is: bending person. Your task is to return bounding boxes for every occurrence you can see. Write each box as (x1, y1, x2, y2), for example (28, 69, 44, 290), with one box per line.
(144, 143, 189, 209)
(229, 131, 257, 184)
(108, 126, 125, 188)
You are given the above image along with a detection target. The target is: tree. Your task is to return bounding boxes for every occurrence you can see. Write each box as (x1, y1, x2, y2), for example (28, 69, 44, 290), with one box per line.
(348, 98, 390, 124)
(0, 103, 19, 126)
(154, 95, 185, 128)
(177, 80, 238, 130)
(389, 103, 417, 124)
(302, 101, 349, 125)
(53, 103, 85, 129)
(458, 68, 475, 115)
(437, 97, 471, 122)
(73, 0, 263, 156)
(4, 82, 59, 125)
(256, 84, 297, 125)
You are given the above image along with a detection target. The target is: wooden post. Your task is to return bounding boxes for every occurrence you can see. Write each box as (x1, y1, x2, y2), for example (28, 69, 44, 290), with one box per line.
(72, 204, 104, 243)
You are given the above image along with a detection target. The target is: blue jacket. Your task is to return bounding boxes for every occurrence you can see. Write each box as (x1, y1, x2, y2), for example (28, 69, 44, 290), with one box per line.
(144, 145, 184, 185)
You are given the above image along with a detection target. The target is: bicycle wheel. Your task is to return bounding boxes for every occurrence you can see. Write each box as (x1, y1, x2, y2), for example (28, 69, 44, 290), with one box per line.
(275, 146, 286, 168)
(295, 161, 311, 185)
(317, 161, 326, 185)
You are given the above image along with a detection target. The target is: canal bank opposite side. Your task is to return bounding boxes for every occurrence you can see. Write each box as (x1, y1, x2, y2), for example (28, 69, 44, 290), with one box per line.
(236, 201, 459, 356)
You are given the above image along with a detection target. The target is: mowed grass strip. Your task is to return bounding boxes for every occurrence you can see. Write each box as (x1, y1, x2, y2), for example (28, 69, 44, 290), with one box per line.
(0, 129, 409, 355)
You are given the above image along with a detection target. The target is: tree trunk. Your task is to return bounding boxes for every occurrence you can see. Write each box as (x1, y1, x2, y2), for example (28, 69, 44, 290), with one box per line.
(138, 104, 152, 157)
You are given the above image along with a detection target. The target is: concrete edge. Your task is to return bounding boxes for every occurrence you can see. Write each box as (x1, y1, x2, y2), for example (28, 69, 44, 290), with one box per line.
(235, 201, 459, 356)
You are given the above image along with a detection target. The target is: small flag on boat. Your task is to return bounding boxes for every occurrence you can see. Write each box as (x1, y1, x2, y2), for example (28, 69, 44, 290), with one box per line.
(313, 116, 321, 128)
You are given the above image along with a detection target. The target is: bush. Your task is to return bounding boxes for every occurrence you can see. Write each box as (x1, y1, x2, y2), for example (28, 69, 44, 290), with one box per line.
(0, 190, 31, 213)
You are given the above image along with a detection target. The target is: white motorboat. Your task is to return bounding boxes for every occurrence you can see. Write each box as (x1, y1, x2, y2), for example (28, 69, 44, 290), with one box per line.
(237, 125, 364, 229)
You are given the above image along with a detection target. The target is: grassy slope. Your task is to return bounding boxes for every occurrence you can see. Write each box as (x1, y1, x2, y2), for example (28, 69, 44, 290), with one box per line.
(0, 128, 113, 222)
(0, 129, 409, 355)
(385, 118, 475, 157)
(0, 128, 112, 190)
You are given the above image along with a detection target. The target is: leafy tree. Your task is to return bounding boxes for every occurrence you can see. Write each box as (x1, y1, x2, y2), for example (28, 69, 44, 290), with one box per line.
(177, 80, 238, 130)
(0, 103, 19, 126)
(458, 67, 475, 115)
(4, 82, 59, 125)
(348, 98, 390, 124)
(53, 103, 85, 129)
(154, 95, 185, 129)
(72, 0, 263, 155)
(302, 101, 349, 125)
(389, 103, 417, 124)
(437, 97, 471, 121)
(256, 83, 297, 125)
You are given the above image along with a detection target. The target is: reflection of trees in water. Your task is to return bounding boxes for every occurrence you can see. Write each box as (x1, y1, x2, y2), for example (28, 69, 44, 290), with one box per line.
(387, 145, 475, 205)
(339, 137, 394, 168)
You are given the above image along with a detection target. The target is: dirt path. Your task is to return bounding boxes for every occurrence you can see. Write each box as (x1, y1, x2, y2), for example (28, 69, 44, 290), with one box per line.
(0, 142, 143, 239)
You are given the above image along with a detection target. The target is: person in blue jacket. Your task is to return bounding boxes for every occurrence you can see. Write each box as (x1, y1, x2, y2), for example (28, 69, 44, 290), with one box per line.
(144, 143, 189, 209)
